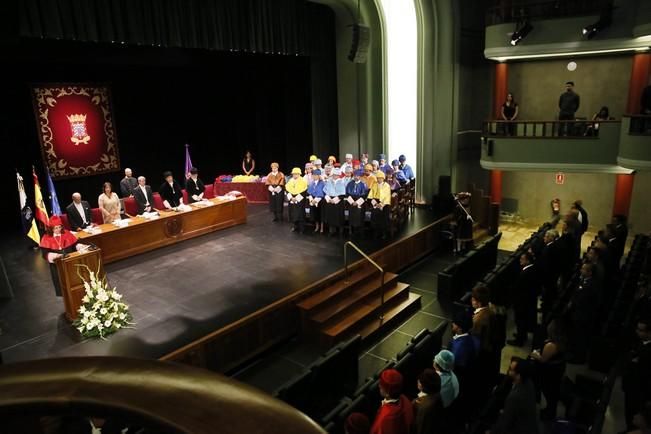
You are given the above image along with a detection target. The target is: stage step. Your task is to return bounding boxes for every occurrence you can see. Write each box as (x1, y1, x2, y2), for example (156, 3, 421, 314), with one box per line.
(321, 282, 416, 346)
(297, 266, 379, 313)
(309, 273, 400, 325)
(355, 293, 422, 343)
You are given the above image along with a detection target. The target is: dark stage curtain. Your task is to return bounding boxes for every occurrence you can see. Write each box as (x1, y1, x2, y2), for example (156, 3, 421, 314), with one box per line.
(18, 0, 315, 56)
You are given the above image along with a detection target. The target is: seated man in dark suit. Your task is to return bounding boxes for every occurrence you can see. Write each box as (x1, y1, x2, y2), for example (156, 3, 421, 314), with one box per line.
(65, 192, 92, 231)
(133, 176, 155, 214)
(159, 171, 183, 209)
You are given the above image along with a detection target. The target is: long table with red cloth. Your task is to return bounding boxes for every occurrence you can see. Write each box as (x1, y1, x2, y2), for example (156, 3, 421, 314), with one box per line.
(212, 182, 268, 204)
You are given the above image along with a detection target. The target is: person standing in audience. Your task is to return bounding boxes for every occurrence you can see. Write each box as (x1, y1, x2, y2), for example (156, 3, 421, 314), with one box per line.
(508, 252, 539, 347)
(119, 168, 138, 198)
(501, 93, 519, 136)
(242, 151, 255, 176)
(612, 214, 629, 263)
(66, 192, 92, 231)
(345, 413, 370, 434)
(471, 285, 501, 392)
(433, 350, 459, 409)
(558, 81, 580, 136)
(307, 169, 325, 233)
(449, 310, 479, 373)
(573, 199, 589, 237)
(488, 358, 539, 434)
(185, 167, 205, 203)
(265, 162, 285, 222)
(371, 369, 414, 434)
(412, 369, 444, 434)
(98, 182, 121, 223)
(623, 318, 651, 432)
(346, 169, 368, 235)
(369, 171, 391, 239)
(567, 263, 599, 364)
(530, 319, 567, 420)
(537, 229, 561, 316)
(398, 155, 414, 181)
(133, 176, 154, 214)
(159, 171, 183, 209)
(286, 167, 308, 233)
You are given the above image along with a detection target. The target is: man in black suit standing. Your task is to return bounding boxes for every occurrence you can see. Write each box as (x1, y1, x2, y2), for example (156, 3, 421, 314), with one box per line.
(611, 215, 629, 264)
(573, 199, 589, 235)
(537, 229, 562, 316)
(567, 263, 599, 363)
(119, 168, 138, 198)
(65, 192, 92, 231)
(133, 176, 154, 214)
(623, 317, 651, 432)
(489, 358, 539, 434)
(508, 252, 539, 347)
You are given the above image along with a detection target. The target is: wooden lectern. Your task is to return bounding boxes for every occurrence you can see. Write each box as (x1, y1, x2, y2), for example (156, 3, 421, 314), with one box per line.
(55, 247, 104, 321)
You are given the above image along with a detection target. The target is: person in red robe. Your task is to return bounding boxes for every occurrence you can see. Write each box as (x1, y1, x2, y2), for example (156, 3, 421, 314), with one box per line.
(371, 369, 414, 434)
(39, 215, 79, 296)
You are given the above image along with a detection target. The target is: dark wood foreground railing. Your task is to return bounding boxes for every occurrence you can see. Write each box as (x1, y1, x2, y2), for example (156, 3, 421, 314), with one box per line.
(482, 119, 620, 138)
(0, 357, 325, 434)
(486, 0, 603, 25)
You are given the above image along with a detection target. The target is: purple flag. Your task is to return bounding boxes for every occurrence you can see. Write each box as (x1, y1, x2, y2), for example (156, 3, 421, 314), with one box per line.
(184, 144, 193, 179)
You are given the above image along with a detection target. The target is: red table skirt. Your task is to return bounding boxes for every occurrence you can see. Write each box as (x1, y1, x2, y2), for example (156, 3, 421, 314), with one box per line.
(213, 182, 269, 204)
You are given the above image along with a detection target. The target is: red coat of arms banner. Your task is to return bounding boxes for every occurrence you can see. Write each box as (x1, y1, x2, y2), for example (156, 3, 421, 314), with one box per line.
(31, 84, 120, 179)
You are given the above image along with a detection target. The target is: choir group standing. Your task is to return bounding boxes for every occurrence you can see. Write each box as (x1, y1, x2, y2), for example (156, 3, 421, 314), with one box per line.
(265, 153, 414, 239)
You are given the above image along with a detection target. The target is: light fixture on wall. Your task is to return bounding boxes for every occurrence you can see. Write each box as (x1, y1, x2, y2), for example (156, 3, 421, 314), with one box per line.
(582, 5, 613, 40)
(510, 21, 533, 46)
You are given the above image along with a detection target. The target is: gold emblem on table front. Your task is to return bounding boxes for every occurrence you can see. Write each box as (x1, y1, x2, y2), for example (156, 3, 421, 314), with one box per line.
(164, 218, 183, 237)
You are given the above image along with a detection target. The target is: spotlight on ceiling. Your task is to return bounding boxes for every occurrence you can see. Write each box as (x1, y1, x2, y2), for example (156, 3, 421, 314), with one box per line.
(582, 7, 613, 40)
(510, 22, 533, 46)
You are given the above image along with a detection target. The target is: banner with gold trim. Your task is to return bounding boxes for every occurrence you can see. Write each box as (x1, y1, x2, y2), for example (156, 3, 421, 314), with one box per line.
(31, 84, 120, 179)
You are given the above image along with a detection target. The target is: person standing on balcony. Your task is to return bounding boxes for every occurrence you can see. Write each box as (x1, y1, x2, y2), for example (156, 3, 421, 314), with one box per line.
(501, 93, 519, 136)
(558, 81, 580, 136)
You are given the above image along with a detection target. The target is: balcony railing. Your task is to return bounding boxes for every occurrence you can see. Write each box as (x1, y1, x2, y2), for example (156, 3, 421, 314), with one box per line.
(486, 0, 606, 25)
(482, 119, 620, 138)
(628, 114, 651, 136)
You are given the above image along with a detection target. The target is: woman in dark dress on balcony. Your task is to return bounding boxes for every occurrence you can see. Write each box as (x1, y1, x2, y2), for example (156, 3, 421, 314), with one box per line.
(501, 93, 519, 136)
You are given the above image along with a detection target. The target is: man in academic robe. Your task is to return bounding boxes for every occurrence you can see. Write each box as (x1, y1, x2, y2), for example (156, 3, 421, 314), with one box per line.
(398, 155, 414, 180)
(119, 168, 138, 198)
(159, 171, 183, 209)
(65, 192, 92, 231)
(363, 163, 377, 190)
(345, 169, 368, 235)
(391, 160, 408, 185)
(371, 369, 414, 434)
(185, 167, 205, 203)
(133, 176, 155, 214)
(508, 252, 539, 346)
(307, 169, 326, 233)
(378, 154, 391, 174)
(369, 171, 392, 239)
(39, 216, 81, 296)
(286, 167, 308, 233)
(323, 167, 346, 235)
(265, 162, 285, 222)
(340, 153, 354, 174)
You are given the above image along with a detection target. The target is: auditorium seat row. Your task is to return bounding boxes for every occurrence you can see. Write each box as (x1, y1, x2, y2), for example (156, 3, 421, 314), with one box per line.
(59, 184, 216, 230)
(437, 232, 503, 300)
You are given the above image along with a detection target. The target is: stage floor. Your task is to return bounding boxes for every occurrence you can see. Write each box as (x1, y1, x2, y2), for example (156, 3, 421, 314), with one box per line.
(0, 204, 440, 363)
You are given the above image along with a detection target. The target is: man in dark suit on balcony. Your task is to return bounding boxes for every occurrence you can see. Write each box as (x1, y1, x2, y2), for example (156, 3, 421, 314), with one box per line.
(65, 192, 92, 231)
(558, 81, 580, 136)
(133, 176, 154, 214)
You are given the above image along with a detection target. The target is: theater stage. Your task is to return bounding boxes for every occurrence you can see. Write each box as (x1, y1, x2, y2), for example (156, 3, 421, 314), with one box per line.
(0, 204, 441, 364)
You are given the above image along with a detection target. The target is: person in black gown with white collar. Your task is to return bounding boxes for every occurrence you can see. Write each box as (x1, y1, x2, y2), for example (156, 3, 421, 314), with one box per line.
(185, 167, 205, 203)
(159, 171, 183, 209)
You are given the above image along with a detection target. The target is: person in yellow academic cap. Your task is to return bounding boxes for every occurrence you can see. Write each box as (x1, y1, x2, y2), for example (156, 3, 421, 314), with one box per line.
(286, 168, 308, 233)
(368, 171, 391, 239)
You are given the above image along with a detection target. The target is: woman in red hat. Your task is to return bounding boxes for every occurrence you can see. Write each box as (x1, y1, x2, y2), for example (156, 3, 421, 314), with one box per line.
(39, 216, 80, 296)
(371, 369, 414, 434)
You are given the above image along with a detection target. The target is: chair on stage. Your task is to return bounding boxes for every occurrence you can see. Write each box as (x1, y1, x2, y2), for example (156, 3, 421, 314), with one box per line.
(60, 214, 72, 231)
(153, 193, 165, 210)
(204, 184, 215, 199)
(123, 197, 138, 216)
(91, 208, 103, 224)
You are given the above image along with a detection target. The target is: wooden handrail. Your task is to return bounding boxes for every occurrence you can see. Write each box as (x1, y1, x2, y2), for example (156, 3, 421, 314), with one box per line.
(344, 241, 386, 320)
(0, 357, 325, 434)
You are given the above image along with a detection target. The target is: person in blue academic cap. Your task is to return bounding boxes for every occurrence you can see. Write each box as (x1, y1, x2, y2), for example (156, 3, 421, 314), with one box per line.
(378, 154, 391, 174)
(399, 155, 415, 181)
(391, 159, 408, 185)
(307, 169, 326, 233)
(345, 169, 369, 235)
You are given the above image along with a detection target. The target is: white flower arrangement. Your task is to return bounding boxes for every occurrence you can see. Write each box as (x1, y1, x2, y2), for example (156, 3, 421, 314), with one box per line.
(72, 264, 134, 339)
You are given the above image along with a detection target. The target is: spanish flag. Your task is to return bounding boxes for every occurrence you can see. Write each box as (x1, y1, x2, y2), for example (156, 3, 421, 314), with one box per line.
(17, 171, 40, 244)
(33, 167, 49, 228)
